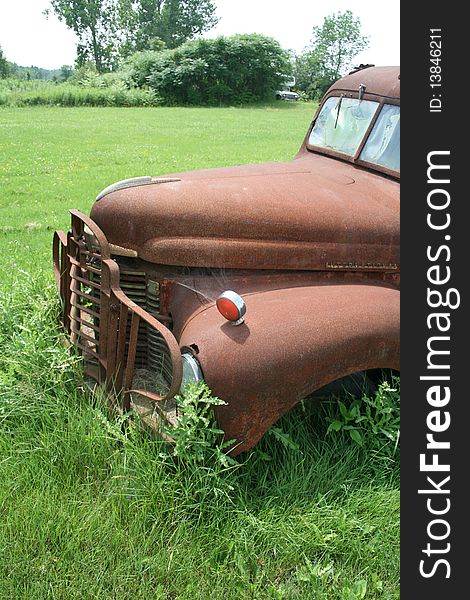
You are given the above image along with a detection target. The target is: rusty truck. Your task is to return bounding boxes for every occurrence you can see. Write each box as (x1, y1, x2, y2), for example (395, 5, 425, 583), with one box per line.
(53, 65, 400, 454)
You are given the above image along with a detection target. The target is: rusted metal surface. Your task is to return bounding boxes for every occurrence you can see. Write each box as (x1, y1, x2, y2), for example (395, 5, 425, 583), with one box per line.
(178, 284, 399, 454)
(90, 153, 399, 271)
(328, 65, 400, 100)
(54, 66, 400, 454)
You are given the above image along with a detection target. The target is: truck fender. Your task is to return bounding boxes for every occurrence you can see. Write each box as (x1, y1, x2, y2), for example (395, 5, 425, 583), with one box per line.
(179, 284, 399, 455)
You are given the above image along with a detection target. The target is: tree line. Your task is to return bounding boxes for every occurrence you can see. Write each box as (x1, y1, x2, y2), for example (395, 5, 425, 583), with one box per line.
(45, 0, 220, 73)
(1, 5, 369, 103)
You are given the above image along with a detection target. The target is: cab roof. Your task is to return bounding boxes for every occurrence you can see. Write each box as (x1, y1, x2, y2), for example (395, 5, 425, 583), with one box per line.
(328, 66, 400, 100)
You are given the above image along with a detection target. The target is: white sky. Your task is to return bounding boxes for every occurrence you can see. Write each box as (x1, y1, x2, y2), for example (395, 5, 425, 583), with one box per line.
(0, 0, 399, 70)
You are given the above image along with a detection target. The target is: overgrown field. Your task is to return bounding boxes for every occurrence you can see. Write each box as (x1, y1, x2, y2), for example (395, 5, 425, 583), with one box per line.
(0, 105, 399, 599)
(0, 78, 159, 108)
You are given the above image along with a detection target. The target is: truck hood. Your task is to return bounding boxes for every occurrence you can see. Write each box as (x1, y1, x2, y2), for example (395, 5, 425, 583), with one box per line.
(90, 152, 399, 272)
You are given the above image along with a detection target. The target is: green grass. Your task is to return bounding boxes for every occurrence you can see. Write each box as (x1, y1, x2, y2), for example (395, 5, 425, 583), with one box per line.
(0, 105, 399, 599)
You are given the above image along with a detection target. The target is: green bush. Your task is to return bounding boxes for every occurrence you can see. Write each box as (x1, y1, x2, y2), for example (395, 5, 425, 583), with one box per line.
(144, 34, 292, 105)
(68, 63, 125, 89)
(121, 50, 164, 88)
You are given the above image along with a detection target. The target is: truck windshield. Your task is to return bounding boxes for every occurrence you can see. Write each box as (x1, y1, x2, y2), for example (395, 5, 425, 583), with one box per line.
(308, 97, 400, 173)
(309, 97, 378, 156)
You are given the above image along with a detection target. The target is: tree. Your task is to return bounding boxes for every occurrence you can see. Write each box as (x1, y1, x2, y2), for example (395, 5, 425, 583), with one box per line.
(294, 51, 324, 99)
(0, 45, 11, 78)
(295, 11, 369, 99)
(118, 0, 219, 54)
(311, 10, 369, 79)
(59, 64, 75, 81)
(46, 1, 120, 72)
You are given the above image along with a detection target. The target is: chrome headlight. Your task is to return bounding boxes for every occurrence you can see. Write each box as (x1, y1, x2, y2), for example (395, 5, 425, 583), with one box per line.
(180, 353, 204, 391)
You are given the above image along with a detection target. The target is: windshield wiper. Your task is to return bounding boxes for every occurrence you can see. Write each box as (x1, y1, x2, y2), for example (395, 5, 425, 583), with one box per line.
(358, 83, 366, 101)
(334, 95, 344, 129)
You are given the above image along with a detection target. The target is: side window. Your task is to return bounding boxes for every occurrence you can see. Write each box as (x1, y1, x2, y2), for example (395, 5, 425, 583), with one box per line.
(360, 104, 400, 172)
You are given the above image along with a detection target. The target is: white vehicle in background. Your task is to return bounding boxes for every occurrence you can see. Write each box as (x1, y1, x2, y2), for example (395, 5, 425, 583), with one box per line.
(274, 75, 299, 100)
(274, 89, 300, 100)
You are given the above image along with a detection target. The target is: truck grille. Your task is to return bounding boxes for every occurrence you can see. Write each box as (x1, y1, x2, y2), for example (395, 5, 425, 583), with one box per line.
(118, 264, 172, 385)
(53, 211, 183, 424)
